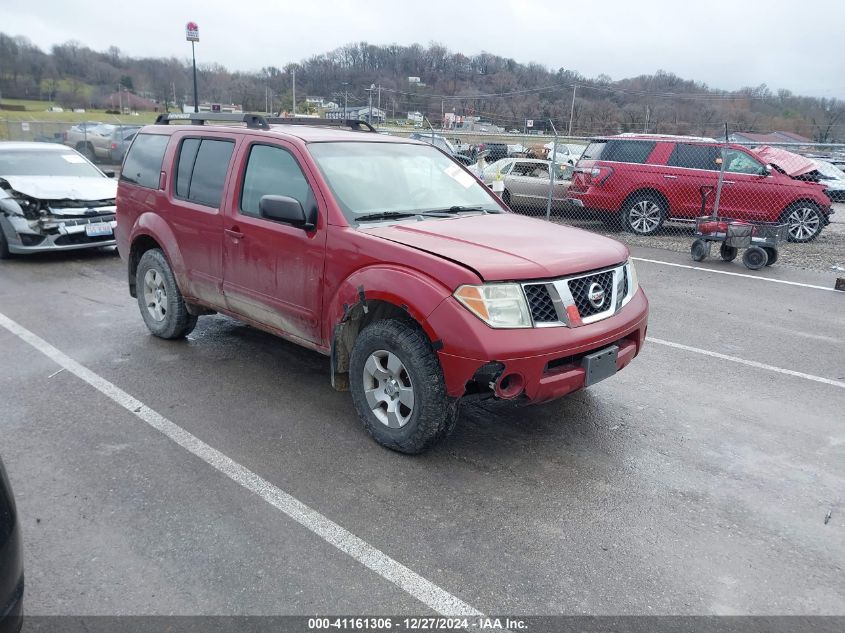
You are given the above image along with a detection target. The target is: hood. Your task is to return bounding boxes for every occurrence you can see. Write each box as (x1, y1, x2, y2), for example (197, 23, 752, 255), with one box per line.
(1, 175, 116, 202)
(362, 213, 629, 281)
(751, 146, 816, 177)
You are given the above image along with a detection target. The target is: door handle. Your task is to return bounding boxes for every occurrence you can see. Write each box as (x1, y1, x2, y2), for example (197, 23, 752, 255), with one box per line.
(225, 228, 244, 240)
(663, 174, 678, 179)
(722, 180, 735, 185)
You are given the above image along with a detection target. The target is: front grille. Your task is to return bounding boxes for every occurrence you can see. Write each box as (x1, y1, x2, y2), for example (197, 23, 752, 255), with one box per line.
(567, 270, 615, 318)
(56, 214, 116, 226)
(524, 284, 557, 323)
(54, 234, 114, 246)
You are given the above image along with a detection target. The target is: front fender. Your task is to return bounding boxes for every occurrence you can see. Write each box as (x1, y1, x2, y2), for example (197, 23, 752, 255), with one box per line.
(323, 264, 453, 344)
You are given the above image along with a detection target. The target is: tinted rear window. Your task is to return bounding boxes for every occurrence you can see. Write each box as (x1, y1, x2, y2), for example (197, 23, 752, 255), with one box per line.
(121, 133, 169, 189)
(176, 139, 234, 207)
(581, 142, 607, 160)
(602, 140, 656, 164)
(668, 143, 719, 170)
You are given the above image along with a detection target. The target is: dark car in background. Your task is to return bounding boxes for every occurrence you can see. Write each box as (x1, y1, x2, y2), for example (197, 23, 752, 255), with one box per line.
(0, 453, 23, 633)
(408, 132, 475, 165)
(97, 125, 141, 163)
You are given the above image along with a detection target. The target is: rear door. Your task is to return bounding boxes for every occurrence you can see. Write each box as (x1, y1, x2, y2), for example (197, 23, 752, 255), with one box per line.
(663, 142, 720, 218)
(168, 132, 238, 308)
(221, 138, 327, 346)
(506, 161, 552, 209)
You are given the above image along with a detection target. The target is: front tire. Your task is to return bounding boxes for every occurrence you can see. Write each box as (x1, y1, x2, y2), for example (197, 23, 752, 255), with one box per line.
(623, 193, 667, 236)
(0, 226, 11, 259)
(782, 202, 823, 242)
(349, 319, 456, 454)
(742, 246, 768, 270)
(135, 249, 197, 339)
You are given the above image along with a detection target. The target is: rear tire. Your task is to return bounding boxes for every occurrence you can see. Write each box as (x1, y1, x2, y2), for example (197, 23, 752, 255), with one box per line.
(135, 249, 197, 339)
(742, 246, 768, 270)
(690, 239, 709, 262)
(76, 142, 96, 162)
(719, 243, 738, 262)
(622, 193, 667, 236)
(763, 247, 779, 266)
(349, 319, 457, 454)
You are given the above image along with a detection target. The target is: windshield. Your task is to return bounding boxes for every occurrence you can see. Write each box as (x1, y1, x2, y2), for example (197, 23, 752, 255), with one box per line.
(815, 160, 845, 180)
(0, 149, 105, 178)
(309, 142, 501, 221)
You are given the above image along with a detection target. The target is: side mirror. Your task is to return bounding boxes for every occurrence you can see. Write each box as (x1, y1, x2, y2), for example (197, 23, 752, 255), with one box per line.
(259, 195, 311, 229)
(764, 164, 773, 175)
(103, 170, 116, 178)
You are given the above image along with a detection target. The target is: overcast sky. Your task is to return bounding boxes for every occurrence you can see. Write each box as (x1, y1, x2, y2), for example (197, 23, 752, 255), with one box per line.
(4, 0, 844, 99)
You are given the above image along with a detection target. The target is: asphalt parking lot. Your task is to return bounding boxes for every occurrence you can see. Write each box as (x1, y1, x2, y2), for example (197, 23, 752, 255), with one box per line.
(0, 243, 843, 618)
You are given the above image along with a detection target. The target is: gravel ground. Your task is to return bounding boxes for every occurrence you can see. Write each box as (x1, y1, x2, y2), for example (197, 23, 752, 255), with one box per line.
(543, 202, 845, 273)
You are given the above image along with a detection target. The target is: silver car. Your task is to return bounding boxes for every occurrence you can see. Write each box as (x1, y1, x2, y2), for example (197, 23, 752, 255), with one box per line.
(479, 158, 573, 211)
(0, 142, 117, 257)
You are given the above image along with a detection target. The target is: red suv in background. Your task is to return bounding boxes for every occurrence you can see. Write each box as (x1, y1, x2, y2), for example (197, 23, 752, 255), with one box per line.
(567, 134, 833, 242)
(115, 113, 648, 454)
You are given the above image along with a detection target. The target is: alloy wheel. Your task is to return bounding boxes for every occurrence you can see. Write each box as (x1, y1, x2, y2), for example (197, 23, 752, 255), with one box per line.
(362, 350, 415, 428)
(143, 268, 168, 322)
(628, 200, 662, 234)
(787, 207, 820, 241)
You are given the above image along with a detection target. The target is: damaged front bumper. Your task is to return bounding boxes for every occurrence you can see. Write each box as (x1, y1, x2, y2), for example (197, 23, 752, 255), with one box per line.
(0, 209, 116, 254)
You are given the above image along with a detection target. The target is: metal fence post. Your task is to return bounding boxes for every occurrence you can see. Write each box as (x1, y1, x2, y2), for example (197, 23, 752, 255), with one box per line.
(545, 120, 559, 220)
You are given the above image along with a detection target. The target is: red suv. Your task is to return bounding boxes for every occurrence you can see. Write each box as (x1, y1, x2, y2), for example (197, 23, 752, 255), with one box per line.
(116, 113, 648, 453)
(567, 134, 833, 242)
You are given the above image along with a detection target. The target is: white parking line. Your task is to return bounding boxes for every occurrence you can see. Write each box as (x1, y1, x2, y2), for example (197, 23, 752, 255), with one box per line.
(0, 311, 483, 618)
(632, 257, 838, 292)
(648, 337, 845, 389)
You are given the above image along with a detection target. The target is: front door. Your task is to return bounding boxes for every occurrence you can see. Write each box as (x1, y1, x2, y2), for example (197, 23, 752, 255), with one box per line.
(221, 140, 327, 346)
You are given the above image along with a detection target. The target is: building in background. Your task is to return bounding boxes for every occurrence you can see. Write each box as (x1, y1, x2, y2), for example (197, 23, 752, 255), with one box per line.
(325, 106, 385, 123)
(728, 131, 813, 145)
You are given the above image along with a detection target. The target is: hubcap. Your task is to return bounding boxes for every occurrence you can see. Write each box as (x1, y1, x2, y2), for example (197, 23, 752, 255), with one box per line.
(628, 200, 662, 233)
(362, 350, 415, 429)
(142, 269, 168, 322)
(787, 207, 819, 240)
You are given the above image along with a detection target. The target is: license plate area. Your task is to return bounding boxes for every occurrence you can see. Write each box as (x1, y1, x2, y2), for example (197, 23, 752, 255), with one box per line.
(582, 345, 619, 387)
(85, 223, 113, 237)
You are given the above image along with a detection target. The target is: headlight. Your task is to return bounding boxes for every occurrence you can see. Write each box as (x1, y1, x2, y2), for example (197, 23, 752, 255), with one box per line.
(624, 260, 639, 306)
(454, 283, 532, 328)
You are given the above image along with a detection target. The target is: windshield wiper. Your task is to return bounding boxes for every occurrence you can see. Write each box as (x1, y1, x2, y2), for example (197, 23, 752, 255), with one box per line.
(421, 205, 499, 215)
(355, 211, 421, 223)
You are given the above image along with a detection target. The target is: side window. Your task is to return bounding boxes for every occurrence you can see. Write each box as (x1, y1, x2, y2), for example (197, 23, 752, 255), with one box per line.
(724, 149, 765, 175)
(603, 140, 656, 164)
(175, 138, 200, 198)
(668, 143, 719, 170)
(174, 138, 235, 207)
(239, 144, 314, 219)
(121, 133, 169, 189)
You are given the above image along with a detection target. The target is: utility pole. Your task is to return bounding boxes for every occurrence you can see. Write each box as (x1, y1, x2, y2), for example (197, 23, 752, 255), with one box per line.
(568, 85, 577, 136)
(292, 68, 296, 115)
(377, 84, 381, 126)
(342, 82, 349, 115)
(644, 105, 650, 133)
(366, 83, 375, 123)
(441, 98, 445, 129)
(185, 22, 200, 112)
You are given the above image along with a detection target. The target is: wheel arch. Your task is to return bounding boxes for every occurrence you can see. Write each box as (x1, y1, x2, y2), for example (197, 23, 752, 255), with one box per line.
(325, 266, 451, 391)
(620, 187, 670, 215)
(127, 213, 186, 298)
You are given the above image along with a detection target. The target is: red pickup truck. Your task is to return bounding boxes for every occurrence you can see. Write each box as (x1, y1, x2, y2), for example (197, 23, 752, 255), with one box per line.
(116, 114, 648, 453)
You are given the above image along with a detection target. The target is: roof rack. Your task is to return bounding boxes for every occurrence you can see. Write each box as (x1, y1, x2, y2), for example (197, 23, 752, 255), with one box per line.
(154, 112, 377, 133)
(267, 117, 377, 133)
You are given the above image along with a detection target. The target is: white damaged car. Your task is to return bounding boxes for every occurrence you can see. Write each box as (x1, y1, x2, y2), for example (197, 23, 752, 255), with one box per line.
(0, 142, 117, 258)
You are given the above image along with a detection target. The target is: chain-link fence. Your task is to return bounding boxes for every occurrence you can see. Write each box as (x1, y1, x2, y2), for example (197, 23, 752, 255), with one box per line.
(385, 127, 845, 272)
(1, 120, 142, 165)
(3, 117, 843, 271)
